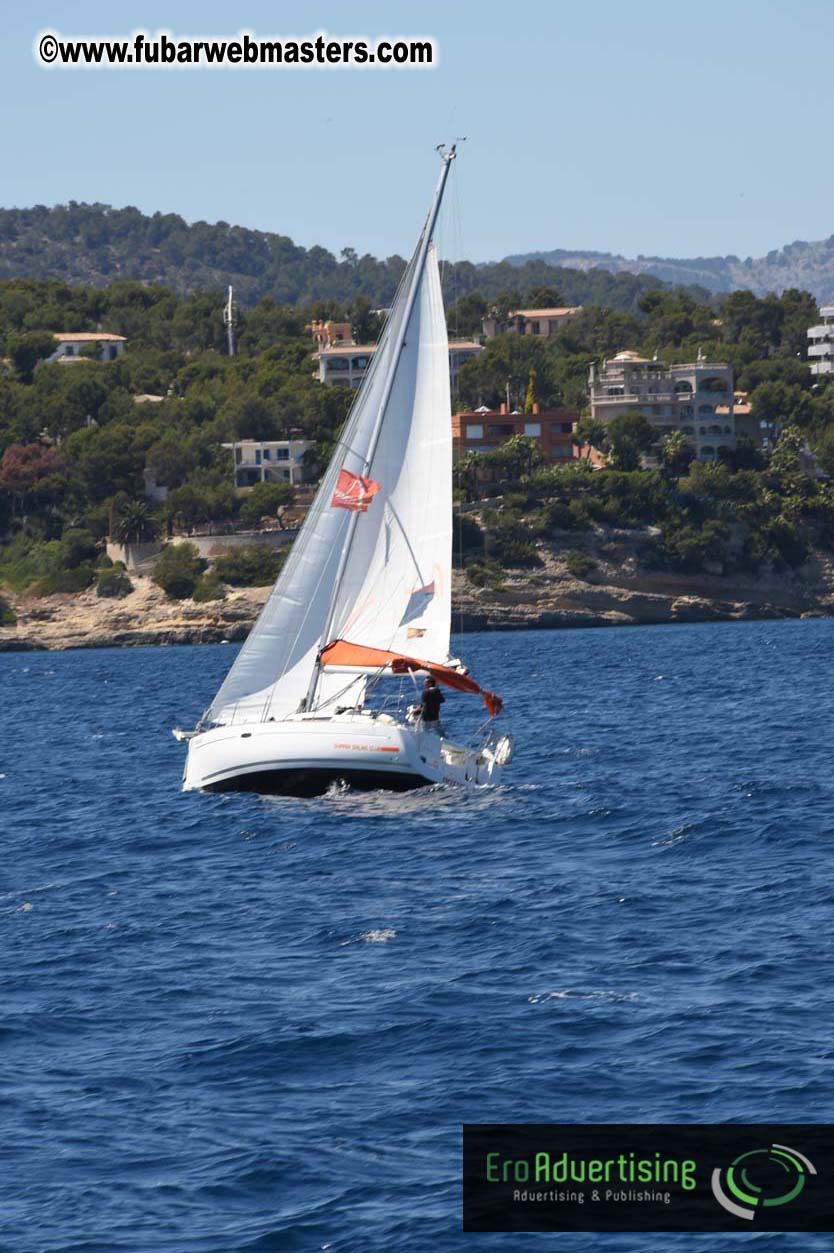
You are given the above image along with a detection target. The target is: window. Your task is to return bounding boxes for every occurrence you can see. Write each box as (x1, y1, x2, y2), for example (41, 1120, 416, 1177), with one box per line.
(262, 449, 270, 459)
(560, 423, 573, 434)
(552, 445, 572, 458)
(276, 447, 289, 460)
(530, 321, 540, 335)
(65, 345, 75, 356)
(607, 387, 624, 397)
(352, 356, 371, 370)
(255, 450, 261, 465)
(465, 424, 483, 439)
(524, 423, 541, 437)
(700, 376, 729, 393)
(698, 404, 713, 415)
(488, 424, 514, 437)
(674, 380, 693, 393)
(724, 426, 731, 435)
(326, 358, 349, 372)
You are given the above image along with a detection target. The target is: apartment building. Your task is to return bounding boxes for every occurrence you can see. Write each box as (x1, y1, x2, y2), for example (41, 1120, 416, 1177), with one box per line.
(482, 306, 583, 339)
(223, 438, 315, 489)
(807, 306, 834, 376)
(452, 404, 582, 462)
(589, 350, 735, 461)
(315, 339, 483, 390)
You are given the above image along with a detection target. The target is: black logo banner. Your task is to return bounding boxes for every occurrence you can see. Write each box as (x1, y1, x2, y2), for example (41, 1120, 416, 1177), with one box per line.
(463, 1124, 834, 1231)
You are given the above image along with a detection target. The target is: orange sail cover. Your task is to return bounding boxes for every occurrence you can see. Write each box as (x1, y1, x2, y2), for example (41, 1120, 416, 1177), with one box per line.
(320, 640, 503, 717)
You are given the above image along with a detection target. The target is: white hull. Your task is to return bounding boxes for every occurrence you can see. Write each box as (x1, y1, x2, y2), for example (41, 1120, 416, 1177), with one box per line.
(182, 711, 507, 796)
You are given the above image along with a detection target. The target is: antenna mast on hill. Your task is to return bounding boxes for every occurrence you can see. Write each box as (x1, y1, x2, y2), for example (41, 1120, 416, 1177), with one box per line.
(223, 285, 237, 356)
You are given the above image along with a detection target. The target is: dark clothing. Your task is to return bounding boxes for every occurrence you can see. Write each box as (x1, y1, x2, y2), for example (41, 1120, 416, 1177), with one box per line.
(420, 686, 445, 723)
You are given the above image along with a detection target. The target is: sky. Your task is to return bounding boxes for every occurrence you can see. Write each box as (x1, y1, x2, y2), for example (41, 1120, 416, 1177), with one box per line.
(3, 0, 834, 266)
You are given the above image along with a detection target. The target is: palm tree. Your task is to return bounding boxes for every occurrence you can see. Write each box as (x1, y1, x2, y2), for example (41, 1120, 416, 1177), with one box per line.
(112, 499, 159, 544)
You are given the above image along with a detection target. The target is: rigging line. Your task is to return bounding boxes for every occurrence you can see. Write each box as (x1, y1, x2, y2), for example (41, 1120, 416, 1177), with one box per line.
(305, 146, 458, 713)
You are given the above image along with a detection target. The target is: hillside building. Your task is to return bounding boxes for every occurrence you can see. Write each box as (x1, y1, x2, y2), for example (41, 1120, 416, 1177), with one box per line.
(807, 306, 834, 375)
(223, 438, 315, 489)
(589, 350, 735, 461)
(482, 306, 583, 339)
(315, 339, 483, 391)
(48, 332, 126, 363)
(452, 404, 586, 463)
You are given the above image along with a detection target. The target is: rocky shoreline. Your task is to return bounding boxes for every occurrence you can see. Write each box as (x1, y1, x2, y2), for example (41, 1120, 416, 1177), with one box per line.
(1, 550, 832, 652)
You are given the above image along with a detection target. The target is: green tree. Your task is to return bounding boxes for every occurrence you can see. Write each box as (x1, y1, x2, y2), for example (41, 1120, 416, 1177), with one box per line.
(7, 331, 56, 383)
(239, 480, 295, 525)
(213, 543, 284, 586)
(660, 430, 695, 477)
(152, 542, 204, 599)
(604, 412, 657, 471)
(572, 415, 607, 460)
(112, 498, 159, 543)
(524, 368, 537, 414)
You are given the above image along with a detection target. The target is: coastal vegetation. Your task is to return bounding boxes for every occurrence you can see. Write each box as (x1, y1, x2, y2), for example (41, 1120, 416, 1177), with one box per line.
(1, 273, 833, 607)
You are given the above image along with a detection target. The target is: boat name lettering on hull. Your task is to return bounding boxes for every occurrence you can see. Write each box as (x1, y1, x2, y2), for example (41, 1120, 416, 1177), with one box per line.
(333, 742, 399, 753)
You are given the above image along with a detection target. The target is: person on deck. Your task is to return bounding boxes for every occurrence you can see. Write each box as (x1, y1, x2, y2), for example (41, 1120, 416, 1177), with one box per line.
(419, 676, 445, 733)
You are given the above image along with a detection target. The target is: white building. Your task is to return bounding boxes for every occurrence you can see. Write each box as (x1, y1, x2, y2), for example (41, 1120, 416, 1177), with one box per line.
(48, 332, 127, 363)
(590, 350, 736, 462)
(807, 306, 834, 375)
(315, 339, 483, 391)
(223, 439, 314, 489)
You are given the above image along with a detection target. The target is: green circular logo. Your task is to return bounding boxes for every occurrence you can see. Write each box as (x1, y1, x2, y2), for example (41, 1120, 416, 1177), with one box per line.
(711, 1144, 816, 1220)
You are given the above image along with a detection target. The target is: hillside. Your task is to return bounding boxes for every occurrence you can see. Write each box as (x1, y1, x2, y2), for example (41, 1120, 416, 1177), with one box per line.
(0, 202, 685, 314)
(504, 237, 834, 303)
(2, 527, 831, 653)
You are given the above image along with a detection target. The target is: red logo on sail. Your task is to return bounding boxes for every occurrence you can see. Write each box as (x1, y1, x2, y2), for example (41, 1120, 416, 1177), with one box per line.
(331, 468, 380, 513)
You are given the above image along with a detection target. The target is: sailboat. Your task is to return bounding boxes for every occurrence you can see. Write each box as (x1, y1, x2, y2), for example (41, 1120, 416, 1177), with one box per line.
(176, 145, 513, 796)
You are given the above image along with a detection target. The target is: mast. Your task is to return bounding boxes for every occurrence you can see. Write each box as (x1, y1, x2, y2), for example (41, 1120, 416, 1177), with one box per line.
(305, 144, 457, 710)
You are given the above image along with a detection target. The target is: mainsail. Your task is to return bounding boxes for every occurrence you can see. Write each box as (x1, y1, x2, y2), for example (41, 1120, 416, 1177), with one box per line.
(205, 153, 455, 727)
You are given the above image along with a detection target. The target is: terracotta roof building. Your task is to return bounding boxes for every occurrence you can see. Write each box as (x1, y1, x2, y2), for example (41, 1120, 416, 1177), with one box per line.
(482, 306, 583, 339)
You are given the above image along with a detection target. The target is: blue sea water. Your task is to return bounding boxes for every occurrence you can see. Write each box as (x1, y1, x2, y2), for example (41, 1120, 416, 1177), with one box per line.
(2, 619, 834, 1252)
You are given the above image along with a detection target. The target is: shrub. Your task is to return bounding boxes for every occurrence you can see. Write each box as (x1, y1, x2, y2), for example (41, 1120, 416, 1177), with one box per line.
(536, 499, 591, 533)
(484, 518, 543, 569)
(491, 538, 542, 569)
(239, 481, 295, 525)
(0, 594, 16, 625)
(32, 564, 96, 596)
(651, 520, 730, 573)
(152, 542, 204, 600)
(565, 550, 598, 579)
(193, 574, 226, 602)
(96, 569, 133, 598)
(213, 544, 284, 586)
(453, 514, 485, 566)
(60, 527, 98, 568)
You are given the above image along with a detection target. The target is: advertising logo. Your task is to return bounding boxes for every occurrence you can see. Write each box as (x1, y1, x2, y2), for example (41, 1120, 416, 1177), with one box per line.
(711, 1144, 817, 1221)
